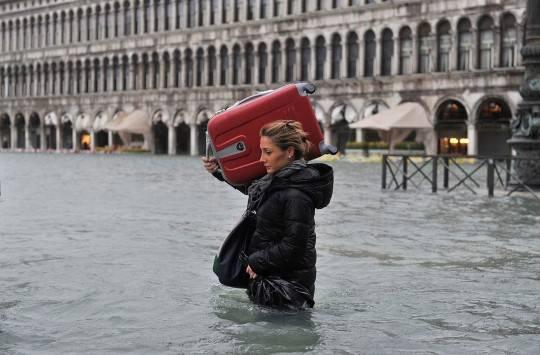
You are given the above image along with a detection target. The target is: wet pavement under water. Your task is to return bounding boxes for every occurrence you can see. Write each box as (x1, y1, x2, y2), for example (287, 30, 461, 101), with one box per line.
(0, 153, 539, 354)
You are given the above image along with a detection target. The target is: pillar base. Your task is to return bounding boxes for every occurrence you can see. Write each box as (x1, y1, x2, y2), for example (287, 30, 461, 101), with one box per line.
(508, 138, 540, 186)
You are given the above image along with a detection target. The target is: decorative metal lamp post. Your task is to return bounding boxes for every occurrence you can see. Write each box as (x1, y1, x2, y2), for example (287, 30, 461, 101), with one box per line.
(509, 0, 540, 185)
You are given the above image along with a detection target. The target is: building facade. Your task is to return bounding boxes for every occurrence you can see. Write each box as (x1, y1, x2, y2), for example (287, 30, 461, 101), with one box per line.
(0, 0, 525, 155)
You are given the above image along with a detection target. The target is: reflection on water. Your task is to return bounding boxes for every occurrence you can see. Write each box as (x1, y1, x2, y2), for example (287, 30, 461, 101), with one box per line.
(0, 153, 539, 354)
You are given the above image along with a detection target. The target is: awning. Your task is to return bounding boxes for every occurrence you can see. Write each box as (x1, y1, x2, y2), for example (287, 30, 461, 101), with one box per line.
(350, 102, 437, 154)
(350, 102, 431, 130)
(105, 110, 151, 135)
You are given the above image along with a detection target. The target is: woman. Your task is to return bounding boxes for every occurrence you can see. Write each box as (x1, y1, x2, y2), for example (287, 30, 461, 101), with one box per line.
(203, 120, 333, 309)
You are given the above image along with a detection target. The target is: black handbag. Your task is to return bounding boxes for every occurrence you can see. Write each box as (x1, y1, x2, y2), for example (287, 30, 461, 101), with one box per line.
(213, 212, 255, 288)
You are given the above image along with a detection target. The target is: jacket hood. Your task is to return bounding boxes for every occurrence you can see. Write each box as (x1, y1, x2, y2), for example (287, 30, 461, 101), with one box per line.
(272, 163, 334, 209)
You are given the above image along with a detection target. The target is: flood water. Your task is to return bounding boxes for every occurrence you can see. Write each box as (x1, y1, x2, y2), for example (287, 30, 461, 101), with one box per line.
(0, 153, 539, 354)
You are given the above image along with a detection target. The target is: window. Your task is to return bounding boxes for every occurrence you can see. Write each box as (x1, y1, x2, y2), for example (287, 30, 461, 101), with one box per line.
(418, 23, 431, 73)
(220, 46, 228, 85)
(234, 0, 240, 22)
(208, 46, 216, 85)
(346, 32, 358, 78)
(331, 34, 342, 79)
(196, 48, 204, 86)
(478, 16, 494, 69)
(144, 0, 150, 32)
(134, 1, 140, 33)
(245, 43, 254, 84)
(457, 18, 471, 71)
(198, 0, 204, 26)
(381, 28, 393, 76)
(273, 0, 280, 17)
(287, 0, 294, 14)
(258, 43, 267, 83)
(260, 0, 267, 18)
(176, 0, 183, 29)
(187, 0, 195, 27)
(114, 3, 120, 37)
(185, 49, 193, 87)
(154, 0, 161, 31)
(399, 27, 412, 75)
(437, 21, 451, 72)
(152, 53, 159, 89)
(285, 38, 296, 81)
(210, 0, 217, 25)
(174, 50, 181, 87)
(125, 2, 131, 36)
(300, 38, 310, 81)
(104, 6, 110, 38)
(364, 30, 375, 77)
(501, 14, 517, 67)
(222, 0, 228, 23)
(271, 40, 281, 82)
(164, 0, 171, 30)
(247, 0, 255, 20)
(113, 57, 120, 90)
(232, 45, 241, 84)
(95, 7, 101, 40)
(315, 36, 325, 80)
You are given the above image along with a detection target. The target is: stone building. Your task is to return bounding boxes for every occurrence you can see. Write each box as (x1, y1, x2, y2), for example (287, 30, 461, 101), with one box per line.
(0, 0, 525, 155)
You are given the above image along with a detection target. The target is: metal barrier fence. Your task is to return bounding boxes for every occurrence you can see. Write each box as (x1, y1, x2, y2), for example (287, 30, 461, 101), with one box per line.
(382, 154, 540, 200)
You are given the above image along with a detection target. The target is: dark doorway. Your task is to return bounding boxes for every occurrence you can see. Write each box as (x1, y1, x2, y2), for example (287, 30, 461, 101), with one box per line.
(436, 100, 468, 155)
(477, 99, 512, 156)
(0, 114, 11, 149)
(153, 121, 169, 154)
(176, 122, 190, 154)
(29, 113, 41, 149)
(62, 121, 74, 149)
(15, 114, 25, 149)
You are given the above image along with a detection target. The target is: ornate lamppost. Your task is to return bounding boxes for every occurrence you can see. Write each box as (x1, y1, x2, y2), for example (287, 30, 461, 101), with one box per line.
(509, 0, 540, 185)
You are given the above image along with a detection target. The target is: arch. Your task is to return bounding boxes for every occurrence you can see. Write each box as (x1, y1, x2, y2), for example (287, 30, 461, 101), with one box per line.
(436, 19, 451, 72)
(346, 31, 359, 79)
(0, 113, 11, 149)
(474, 96, 512, 156)
(457, 17, 472, 71)
(285, 38, 296, 82)
(152, 110, 169, 154)
(232, 44, 241, 85)
(330, 33, 342, 79)
(207, 46, 217, 86)
(417, 22, 431, 73)
(314, 36, 325, 80)
(435, 99, 469, 154)
(44, 111, 58, 150)
(364, 30, 376, 77)
(61, 112, 75, 149)
(15, 113, 25, 149)
(29, 112, 41, 149)
(257, 42, 268, 84)
(196, 47, 204, 87)
(500, 12, 517, 67)
(245, 42, 255, 84)
(381, 28, 394, 76)
(478, 15, 495, 69)
(174, 110, 190, 154)
(399, 26, 413, 75)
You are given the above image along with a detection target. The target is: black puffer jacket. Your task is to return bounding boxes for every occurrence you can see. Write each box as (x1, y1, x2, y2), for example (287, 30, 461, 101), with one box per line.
(215, 163, 333, 293)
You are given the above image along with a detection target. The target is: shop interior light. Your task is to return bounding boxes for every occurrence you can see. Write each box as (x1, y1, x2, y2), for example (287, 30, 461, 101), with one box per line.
(449, 137, 459, 144)
(459, 138, 469, 144)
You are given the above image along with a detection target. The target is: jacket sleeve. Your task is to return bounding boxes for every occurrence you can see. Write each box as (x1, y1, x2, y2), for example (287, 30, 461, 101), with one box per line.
(212, 170, 249, 195)
(248, 191, 314, 274)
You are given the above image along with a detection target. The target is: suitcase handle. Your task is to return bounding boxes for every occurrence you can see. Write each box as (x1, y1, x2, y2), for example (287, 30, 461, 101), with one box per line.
(319, 141, 338, 155)
(230, 90, 274, 108)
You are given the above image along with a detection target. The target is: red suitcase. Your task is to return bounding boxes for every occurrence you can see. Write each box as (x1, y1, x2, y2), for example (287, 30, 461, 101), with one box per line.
(206, 83, 337, 185)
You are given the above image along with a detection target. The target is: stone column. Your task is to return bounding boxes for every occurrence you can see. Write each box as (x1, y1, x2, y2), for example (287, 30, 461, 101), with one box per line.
(392, 35, 399, 76)
(108, 131, 114, 148)
(323, 123, 332, 146)
(340, 33, 347, 80)
(190, 123, 198, 156)
(471, 27, 478, 69)
(25, 123, 31, 151)
(375, 38, 382, 76)
(10, 125, 17, 150)
(358, 38, 365, 78)
(119, 6, 125, 36)
(449, 30, 458, 71)
(324, 43, 332, 80)
(467, 122, 477, 156)
(90, 129, 96, 152)
(73, 128, 79, 151)
(40, 124, 46, 151)
(56, 124, 62, 152)
(411, 33, 419, 73)
(356, 129, 364, 143)
(168, 124, 176, 155)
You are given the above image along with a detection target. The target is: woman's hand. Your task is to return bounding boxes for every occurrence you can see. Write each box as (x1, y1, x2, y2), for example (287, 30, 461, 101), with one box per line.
(201, 156, 219, 174)
(246, 265, 257, 279)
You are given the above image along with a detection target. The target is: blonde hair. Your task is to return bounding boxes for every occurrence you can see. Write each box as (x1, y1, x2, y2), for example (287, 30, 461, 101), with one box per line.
(260, 120, 310, 160)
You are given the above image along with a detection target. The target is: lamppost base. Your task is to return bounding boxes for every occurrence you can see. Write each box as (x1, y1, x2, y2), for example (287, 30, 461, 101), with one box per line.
(508, 138, 540, 186)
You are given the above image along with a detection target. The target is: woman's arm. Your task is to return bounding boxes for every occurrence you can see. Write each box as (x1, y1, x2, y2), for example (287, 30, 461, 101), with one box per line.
(202, 157, 249, 195)
(247, 190, 314, 275)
